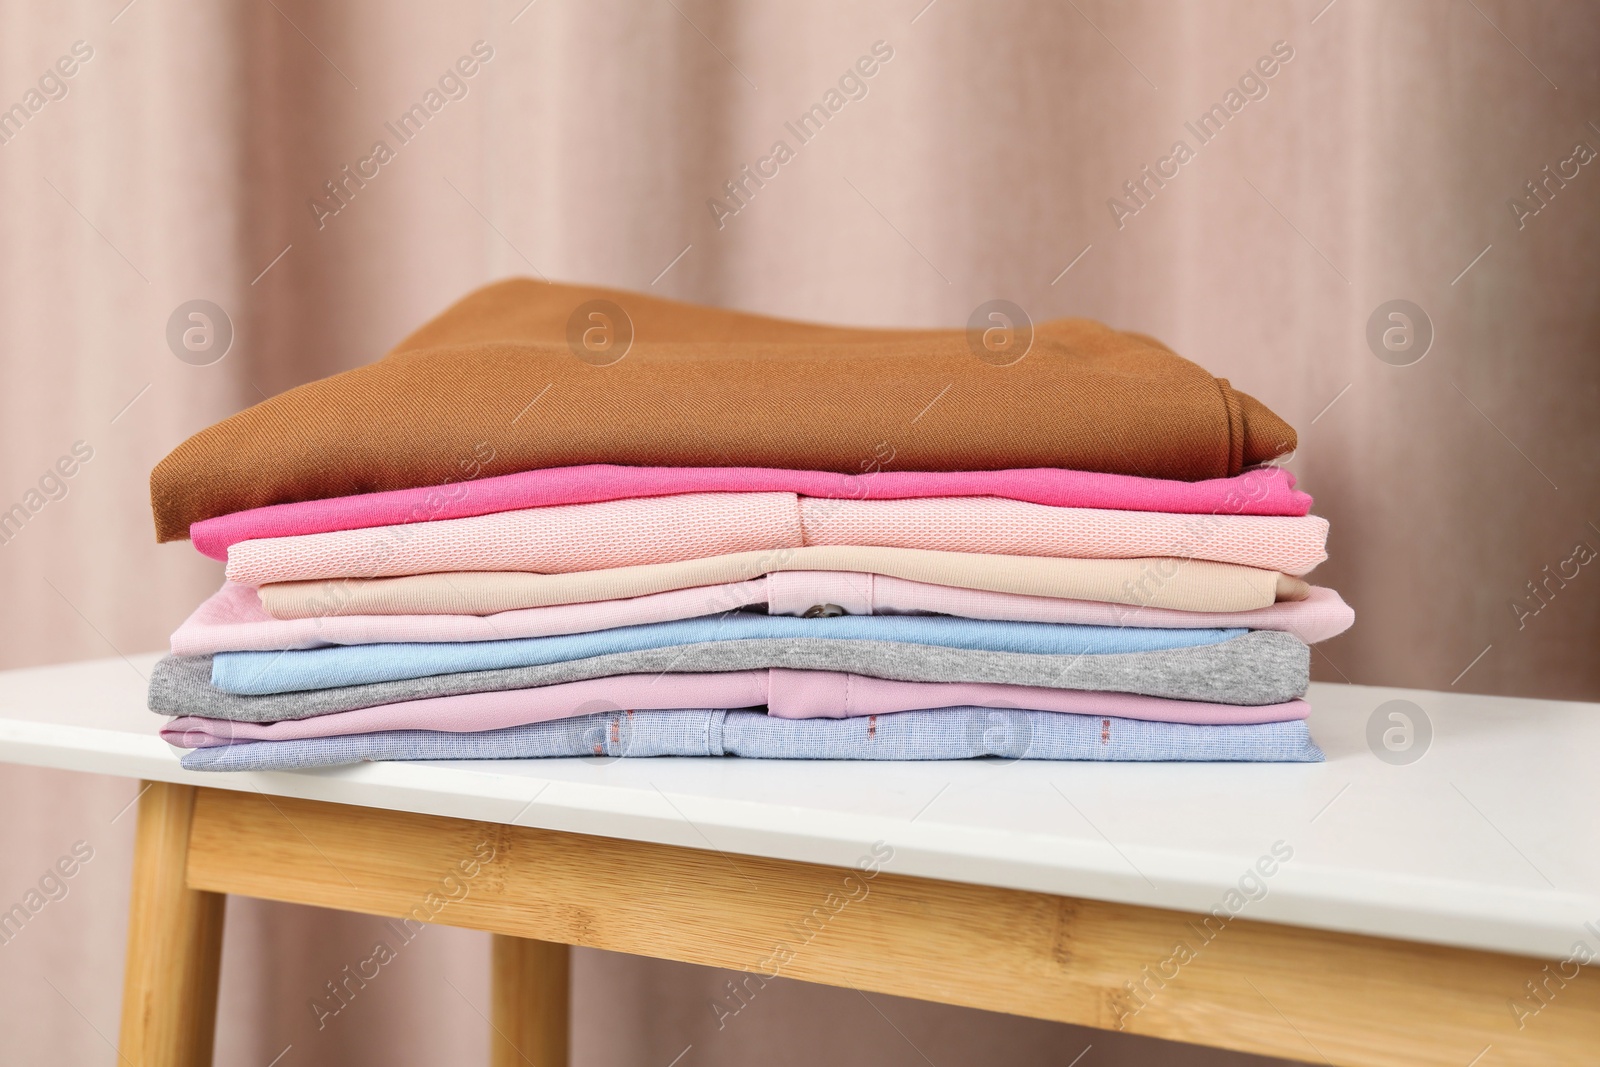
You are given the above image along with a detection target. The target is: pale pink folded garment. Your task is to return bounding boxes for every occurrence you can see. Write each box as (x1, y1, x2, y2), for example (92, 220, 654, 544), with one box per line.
(224, 492, 1328, 586)
(192, 463, 1314, 560)
(162, 669, 1313, 746)
(172, 578, 1354, 655)
(259, 551, 1305, 618)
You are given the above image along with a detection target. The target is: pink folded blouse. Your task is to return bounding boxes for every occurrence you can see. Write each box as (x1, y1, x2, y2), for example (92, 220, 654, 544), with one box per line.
(172, 577, 1355, 656)
(163, 669, 1313, 746)
(192, 463, 1314, 560)
(224, 492, 1329, 586)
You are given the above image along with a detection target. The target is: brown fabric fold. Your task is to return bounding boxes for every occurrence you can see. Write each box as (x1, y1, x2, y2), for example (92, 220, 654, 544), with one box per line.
(150, 279, 1296, 541)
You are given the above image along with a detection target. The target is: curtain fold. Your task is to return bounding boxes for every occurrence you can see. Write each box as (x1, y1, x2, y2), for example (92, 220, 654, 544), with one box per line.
(1, 1, 1594, 1063)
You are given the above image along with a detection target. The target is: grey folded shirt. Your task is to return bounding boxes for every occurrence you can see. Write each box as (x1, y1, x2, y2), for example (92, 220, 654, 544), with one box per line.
(149, 631, 1308, 722)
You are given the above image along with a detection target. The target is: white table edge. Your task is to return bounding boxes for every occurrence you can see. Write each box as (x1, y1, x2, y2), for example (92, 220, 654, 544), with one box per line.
(0, 714, 1592, 963)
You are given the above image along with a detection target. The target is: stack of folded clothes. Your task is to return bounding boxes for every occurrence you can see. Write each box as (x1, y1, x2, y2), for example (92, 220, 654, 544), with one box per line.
(146, 280, 1351, 771)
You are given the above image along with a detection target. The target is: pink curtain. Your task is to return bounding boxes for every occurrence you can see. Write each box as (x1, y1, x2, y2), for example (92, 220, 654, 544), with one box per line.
(0, 0, 1593, 1062)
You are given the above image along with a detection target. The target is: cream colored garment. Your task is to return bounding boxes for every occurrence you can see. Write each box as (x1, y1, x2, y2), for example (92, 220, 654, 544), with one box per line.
(258, 546, 1305, 618)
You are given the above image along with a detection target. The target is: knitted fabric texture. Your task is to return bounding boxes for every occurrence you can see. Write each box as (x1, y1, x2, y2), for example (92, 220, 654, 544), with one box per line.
(223, 493, 1329, 585)
(256, 548, 1306, 619)
(209, 615, 1246, 695)
(170, 578, 1354, 655)
(189, 463, 1313, 559)
(149, 278, 1298, 540)
(165, 671, 1310, 747)
(149, 630, 1311, 720)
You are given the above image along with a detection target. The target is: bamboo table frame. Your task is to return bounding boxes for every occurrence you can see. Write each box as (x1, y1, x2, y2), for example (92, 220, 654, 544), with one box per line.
(117, 780, 1597, 1066)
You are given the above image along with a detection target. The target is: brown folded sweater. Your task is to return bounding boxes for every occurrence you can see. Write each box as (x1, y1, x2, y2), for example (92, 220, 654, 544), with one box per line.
(150, 279, 1295, 542)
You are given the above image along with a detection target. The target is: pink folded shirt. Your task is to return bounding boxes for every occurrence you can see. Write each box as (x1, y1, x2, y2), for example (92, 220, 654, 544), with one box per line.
(192, 463, 1312, 560)
(223, 492, 1329, 586)
(171, 577, 1355, 656)
(163, 668, 1312, 747)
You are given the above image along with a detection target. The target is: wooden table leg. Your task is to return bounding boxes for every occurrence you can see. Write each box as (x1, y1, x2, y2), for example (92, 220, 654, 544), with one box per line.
(118, 782, 227, 1067)
(491, 934, 570, 1067)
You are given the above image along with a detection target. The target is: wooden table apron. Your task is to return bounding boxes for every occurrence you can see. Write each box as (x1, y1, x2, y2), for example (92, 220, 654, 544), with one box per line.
(116, 780, 1598, 1067)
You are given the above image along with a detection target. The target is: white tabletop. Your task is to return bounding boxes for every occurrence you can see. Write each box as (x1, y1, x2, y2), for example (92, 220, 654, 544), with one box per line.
(0, 653, 1593, 961)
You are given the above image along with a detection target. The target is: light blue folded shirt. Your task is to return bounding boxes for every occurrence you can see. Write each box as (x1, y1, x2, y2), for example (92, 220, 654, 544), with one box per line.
(211, 614, 1245, 695)
(180, 707, 1323, 771)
